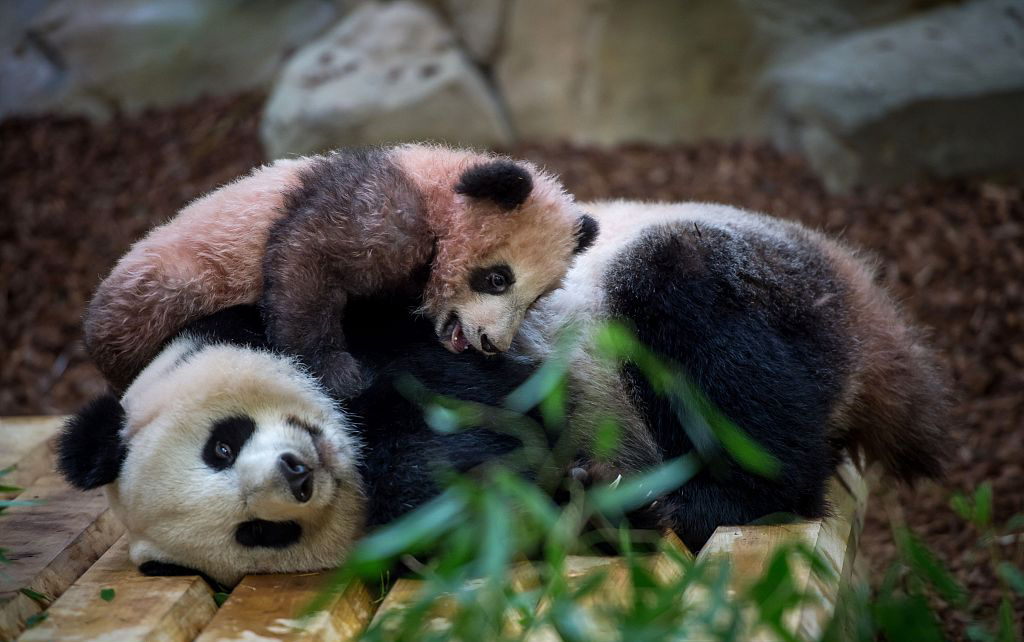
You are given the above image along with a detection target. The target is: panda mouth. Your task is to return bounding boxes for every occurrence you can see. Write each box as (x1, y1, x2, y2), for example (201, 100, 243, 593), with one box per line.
(440, 313, 470, 353)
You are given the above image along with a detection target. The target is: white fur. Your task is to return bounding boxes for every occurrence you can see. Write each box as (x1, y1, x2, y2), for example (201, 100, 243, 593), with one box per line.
(109, 336, 365, 586)
(109, 199, 815, 584)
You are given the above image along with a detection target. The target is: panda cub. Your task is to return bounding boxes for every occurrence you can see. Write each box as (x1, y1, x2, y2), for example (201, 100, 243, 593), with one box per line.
(84, 145, 598, 396)
(59, 200, 951, 586)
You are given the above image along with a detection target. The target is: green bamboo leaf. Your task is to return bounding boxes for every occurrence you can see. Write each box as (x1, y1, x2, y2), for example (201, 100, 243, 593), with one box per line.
(873, 594, 944, 642)
(996, 597, 1018, 642)
(25, 613, 48, 629)
(592, 418, 622, 459)
(348, 491, 465, 568)
(477, 492, 511, 578)
(19, 588, 50, 605)
(950, 492, 973, 522)
(974, 482, 993, 529)
(590, 455, 700, 516)
(997, 562, 1024, 597)
(1004, 513, 1024, 533)
(897, 529, 966, 606)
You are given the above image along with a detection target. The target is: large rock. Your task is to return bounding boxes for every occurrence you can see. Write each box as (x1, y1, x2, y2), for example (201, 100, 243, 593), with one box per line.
(1, 0, 341, 120)
(438, 0, 508, 64)
(261, 1, 512, 158)
(763, 0, 1024, 191)
(494, 0, 915, 144)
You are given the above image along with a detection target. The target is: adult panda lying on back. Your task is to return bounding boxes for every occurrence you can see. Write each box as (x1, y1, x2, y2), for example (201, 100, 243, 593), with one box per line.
(58, 201, 951, 587)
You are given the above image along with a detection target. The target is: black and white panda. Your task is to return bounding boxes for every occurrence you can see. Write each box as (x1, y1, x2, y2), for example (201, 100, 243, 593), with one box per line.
(517, 200, 950, 545)
(58, 200, 950, 586)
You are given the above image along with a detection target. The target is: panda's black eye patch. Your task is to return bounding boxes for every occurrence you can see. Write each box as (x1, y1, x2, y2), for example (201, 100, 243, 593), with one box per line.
(235, 519, 302, 548)
(202, 416, 256, 470)
(469, 264, 515, 295)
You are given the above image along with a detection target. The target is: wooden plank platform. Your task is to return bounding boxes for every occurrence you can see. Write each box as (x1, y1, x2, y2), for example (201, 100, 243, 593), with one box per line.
(1, 417, 869, 640)
(19, 537, 217, 642)
(196, 574, 375, 641)
(0, 416, 63, 499)
(0, 475, 124, 640)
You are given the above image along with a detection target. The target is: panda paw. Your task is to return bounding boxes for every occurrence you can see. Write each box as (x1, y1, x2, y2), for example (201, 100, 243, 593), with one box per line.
(568, 458, 624, 489)
(318, 350, 368, 399)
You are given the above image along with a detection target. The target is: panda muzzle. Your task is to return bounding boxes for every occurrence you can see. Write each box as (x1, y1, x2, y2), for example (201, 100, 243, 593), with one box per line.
(278, 453, 313, 503)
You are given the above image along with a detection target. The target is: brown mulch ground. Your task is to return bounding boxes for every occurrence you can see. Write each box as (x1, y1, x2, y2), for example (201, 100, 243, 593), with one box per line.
(2, 93, 1021, 637)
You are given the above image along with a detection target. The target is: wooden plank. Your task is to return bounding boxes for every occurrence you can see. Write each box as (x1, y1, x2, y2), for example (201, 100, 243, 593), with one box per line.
(0, 416, 64, 498)
(0, 475, 123, 640)
(695, 467, 868, 641)
(19, 537, 217, 642)
(369, 533, 694, 640)
(196, 573, 376, 641)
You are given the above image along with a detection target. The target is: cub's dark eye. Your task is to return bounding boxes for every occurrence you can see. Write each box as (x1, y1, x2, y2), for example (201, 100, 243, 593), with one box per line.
(470, 264, 515, 295)
(488, 272, 506, 290)
(214, 441, 232, 461)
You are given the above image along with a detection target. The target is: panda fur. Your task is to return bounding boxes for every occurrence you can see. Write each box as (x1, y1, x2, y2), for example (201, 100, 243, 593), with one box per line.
(83, 145, 598, 398)
(518, 200, 950, 549)
(58, 200, 951, 584)
(60, 301, 540, 586)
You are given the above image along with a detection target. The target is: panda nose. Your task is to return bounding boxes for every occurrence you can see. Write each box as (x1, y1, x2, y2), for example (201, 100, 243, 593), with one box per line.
(278, 453, 313, 503)
(480, 334, 500, 354)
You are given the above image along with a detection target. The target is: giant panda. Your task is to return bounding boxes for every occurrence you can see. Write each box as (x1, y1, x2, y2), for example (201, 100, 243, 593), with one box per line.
(58, 200, 950, 586)
(84, 145, 599, 398)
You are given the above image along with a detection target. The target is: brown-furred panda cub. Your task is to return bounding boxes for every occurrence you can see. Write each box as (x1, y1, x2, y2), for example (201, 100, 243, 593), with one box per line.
(85, 145, 598, 395)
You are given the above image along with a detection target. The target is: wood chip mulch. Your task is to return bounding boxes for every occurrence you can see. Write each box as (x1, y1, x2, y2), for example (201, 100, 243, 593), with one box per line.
(1, 93, 1021, 637)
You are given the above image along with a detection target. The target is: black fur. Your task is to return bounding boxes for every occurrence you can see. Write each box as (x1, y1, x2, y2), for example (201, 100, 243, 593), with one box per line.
(183, 305, 269, 351)
(573, 214, 599, 255)
(342, 296, 540, 528)
(261, 149, 432, 399)
(202, 416, 257, 471)
(138, 560, 220, 589)
(454, 160, 533, 210)
(57, 394, 128, 490)
(235, 519, 303, 548)
(603, 223, 852, 552)
(468, 264, 515, 295)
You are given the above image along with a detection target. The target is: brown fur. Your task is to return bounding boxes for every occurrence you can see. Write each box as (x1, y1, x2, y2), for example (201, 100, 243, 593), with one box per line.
(391, 145, 582, 317)
(261, 145, 584, 396)
(85, 145, 584, 393)
(818, 238, 953, 480)
(85, 159, 309, 389)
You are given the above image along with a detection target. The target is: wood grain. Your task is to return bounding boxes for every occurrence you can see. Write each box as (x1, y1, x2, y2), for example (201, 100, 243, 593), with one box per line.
(0, 474, 123, 640)
(695, 462, 868, 641)
(196, 573, 376, 641)
(19, 537, 217, 642)
(0, 416, 64, 499)
(368, 533, 695, 641)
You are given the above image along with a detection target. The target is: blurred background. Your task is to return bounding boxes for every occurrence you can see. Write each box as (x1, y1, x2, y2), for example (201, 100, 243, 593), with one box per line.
(1, 0, 1022, 636)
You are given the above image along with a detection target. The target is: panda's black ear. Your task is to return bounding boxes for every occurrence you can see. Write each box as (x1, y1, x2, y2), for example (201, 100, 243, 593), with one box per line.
(454, 160, 533, 211)
(573, 213, 599, 255)
(57, 394, 128, 490)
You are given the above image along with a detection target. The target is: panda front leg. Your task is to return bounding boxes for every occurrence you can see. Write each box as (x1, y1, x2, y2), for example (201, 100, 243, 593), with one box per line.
(261, 258, 366, 399)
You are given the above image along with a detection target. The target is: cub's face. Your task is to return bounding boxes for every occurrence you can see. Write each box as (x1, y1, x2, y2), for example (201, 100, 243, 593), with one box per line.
(438, 254, 570, 355)
(431, 159, 600, 355)
(59, 339, 366, 587)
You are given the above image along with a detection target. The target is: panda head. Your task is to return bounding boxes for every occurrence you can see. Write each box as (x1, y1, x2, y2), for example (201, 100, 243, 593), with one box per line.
(390, 146, 599, 357)
(57, 335, 366, 587)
